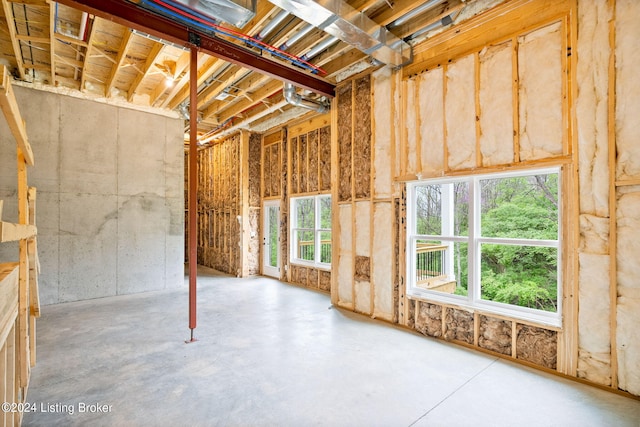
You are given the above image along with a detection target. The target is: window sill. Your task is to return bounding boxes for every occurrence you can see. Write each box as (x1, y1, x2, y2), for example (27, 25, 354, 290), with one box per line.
(289, 259, 331, 272)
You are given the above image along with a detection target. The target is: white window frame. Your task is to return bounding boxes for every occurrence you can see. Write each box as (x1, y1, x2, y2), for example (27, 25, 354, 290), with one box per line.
(406, 167, 562, 327)
(290, 194, 331, 269)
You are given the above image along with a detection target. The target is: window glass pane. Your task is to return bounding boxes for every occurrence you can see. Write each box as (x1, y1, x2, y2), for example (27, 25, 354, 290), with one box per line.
(296, 230, 315, 261)
(415, 183, 468, 236)
(453, 182, 469, 237)
(480, 174, 558, 239)
(319, 196, 332, 228)
(268, 207, 278, 267)
(480, 243, 558, 312)
(415, 185, 441, 235)
(296, 198, 315, 228)
(414, 239, 467, 295)
(319, 231, 332, 263)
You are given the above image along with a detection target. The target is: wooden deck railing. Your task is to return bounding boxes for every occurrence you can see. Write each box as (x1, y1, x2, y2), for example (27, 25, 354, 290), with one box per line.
(298, 240, 331, 263)
(416, 243, 447, 284)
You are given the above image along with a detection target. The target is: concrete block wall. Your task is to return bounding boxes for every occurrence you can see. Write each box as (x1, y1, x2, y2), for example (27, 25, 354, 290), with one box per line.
(0, 86, 184, 305)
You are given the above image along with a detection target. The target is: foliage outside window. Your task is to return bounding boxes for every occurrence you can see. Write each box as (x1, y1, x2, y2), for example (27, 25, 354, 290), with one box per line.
(406, 168, 561, 326)
(290, 195, 332, 267)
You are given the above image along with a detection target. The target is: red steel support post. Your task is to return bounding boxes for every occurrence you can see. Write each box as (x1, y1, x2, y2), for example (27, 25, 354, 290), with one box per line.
(188, 45, 198, 341)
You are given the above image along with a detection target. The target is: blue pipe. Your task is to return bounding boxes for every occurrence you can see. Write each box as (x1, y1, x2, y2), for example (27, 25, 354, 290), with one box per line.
(140, 0, 318, 72)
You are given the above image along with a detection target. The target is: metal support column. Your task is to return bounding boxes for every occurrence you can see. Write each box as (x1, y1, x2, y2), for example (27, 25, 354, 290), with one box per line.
(187, 45, 198, 343)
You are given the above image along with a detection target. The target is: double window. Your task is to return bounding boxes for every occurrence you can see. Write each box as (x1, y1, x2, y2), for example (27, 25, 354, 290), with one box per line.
(407, 168, 561, 326)
(290, 195, 332, 268)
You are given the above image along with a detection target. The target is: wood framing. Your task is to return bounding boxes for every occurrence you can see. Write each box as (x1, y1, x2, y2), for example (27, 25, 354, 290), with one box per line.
(0, 67, 34, 165)
(405, 0, 573, 77)
(0, 64, 39, 425)
(396, 0, 576, 380)
(607, 0, 618, 390)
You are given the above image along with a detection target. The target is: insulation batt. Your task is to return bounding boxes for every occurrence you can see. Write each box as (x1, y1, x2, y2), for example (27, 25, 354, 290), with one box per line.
(577, 0, 611, 217)
(354, 76, 372, 199)
(372, 203, 394, 321)
(579, 214, 609, 254)
(615, 187, 640, 395)
(518, 23, 563, 161)
(576, 4, 611, 386)
(444, 308, 474, 344)
(479, 41, 514, 166)
(355, 202, 370, 257)
(405, 78, 418, 174)
(445, 55, 476, 170)
(355, 280, 371, 314)
(517, 325, 557, 369)
(372, 67, 392, 198)
(417, 67, 444, 175)
(337, 204, 353, 305)
(615, 0, 640, 180)
(577, 253, 611, 385)
(479, 316, 511, 355)
(416, 302, 442, 338)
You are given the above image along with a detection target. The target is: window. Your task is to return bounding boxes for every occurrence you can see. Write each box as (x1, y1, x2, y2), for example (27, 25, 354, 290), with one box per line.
(290, 195, 332, 267)
(407, 168, 561, 326)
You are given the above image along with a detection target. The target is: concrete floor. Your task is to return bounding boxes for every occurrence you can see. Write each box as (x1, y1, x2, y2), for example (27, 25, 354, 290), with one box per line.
(23, 267, 640, 427)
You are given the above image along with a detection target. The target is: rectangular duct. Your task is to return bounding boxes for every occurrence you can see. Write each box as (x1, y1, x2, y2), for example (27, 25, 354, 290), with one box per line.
(129, 0, 257, 28)
(268, 0, 412, 67)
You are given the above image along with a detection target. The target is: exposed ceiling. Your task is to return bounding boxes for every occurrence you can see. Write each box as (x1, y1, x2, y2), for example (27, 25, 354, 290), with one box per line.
(0, 0, 484, 144)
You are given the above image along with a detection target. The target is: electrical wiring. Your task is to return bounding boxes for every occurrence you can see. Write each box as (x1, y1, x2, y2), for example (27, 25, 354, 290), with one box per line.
(139, 0, 326, 75)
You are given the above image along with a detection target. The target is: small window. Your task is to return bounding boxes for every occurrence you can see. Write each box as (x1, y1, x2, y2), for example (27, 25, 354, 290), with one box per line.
(407, 168, 561, 326)
(290, 195, 332, 268)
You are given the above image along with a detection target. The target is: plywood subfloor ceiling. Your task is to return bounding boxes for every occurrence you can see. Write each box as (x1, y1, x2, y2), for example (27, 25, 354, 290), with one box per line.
(0, 0, 482, 142)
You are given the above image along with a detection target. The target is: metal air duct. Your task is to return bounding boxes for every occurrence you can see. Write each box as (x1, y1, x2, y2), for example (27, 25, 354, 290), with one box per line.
(267, 0, 412, 67)
(283, 82, 329, 113)
(129, 0, 257, 28)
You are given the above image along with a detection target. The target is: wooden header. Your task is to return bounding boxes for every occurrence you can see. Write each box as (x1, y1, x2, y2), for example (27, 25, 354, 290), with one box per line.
(0, 65, 34, 166)
(404, 0, 573, 78)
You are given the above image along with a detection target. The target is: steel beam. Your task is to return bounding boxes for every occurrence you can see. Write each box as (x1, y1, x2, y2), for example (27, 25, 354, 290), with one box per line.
(55, 0, 335, 97)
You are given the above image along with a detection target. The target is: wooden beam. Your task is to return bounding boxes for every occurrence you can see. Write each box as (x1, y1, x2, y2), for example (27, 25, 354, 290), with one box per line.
(0, 66, 34, 165)
(202, 72, 271, 120)
(27, 186, 39, 319)
(205, 77, 280, 122)
(164, 55, 221, 110)
(161, 2, 278, 109)
(56, 0, 334, 98)
(105, 28, 133, 97)
(16, 148, 30, 388)
(54, 54, 83, 69)
(607, 0, 618, 390)
(79, 16, 96, 93)
(1, 0, 26, 80)
(198, 67, 251, 110)
(374, 0, 464, 28)
(0, 263, 18, 359)
(8, 0, 48, 6)
(127, 41, 162, 102)
(390, 0, 465, 40)
(54, 32, 88, 47)
(151, 49, 190, 106)
(15, 35, 49, 43)
(49, 1, 56, 85)
(0, 222, 36, 242)
(405, 0, 573, 77)
(322, 49, 367, 80)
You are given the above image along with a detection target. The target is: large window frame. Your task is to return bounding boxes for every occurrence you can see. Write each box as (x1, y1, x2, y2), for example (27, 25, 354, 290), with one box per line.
(290, 194, 332, 269)
(406, 167, 562, 327)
